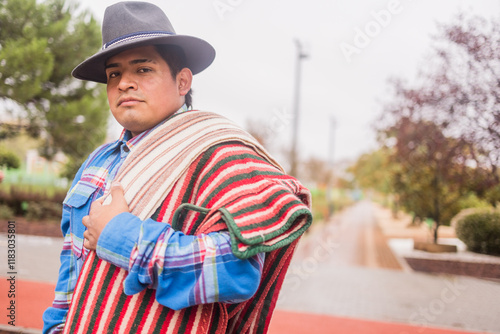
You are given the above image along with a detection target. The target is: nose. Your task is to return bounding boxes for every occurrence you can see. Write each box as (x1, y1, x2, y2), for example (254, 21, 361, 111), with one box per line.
(118, 72, 138, 91)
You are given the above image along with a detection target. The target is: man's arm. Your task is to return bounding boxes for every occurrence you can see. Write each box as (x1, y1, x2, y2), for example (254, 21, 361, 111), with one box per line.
(84, 183, 264, 310)
(97, 212, 264, 309)
(42, 215, 74, 334)
(42, 163, 87, 334)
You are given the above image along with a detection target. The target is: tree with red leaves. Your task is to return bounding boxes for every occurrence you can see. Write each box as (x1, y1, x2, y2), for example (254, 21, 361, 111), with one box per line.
(377, 12, 500, 243)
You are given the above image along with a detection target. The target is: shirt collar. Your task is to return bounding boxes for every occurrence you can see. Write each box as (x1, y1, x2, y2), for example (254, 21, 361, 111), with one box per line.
(118, 104, 190, 149)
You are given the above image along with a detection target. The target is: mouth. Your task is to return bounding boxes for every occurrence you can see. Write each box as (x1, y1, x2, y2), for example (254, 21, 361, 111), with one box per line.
(118, 97, 143, 107)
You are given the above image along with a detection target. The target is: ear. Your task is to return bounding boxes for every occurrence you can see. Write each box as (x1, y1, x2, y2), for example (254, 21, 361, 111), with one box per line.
(177, 68, 193, 96)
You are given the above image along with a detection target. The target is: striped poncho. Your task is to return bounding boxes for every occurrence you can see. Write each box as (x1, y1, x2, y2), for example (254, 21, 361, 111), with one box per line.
(63, 111, 312, 333)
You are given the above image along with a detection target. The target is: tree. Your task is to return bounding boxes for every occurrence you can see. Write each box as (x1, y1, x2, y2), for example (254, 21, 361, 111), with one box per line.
(348, 148, 395, 195)
(301, 156, 333, 187)
(0, 0, 108, 178)
(429, 14, 500, 205)
(430, 14, 500, 164)
(379, 13, 500, 205)
(385, 118, 475, 242)
(376, 12, 500, 242)
(348, 147, 401, 215)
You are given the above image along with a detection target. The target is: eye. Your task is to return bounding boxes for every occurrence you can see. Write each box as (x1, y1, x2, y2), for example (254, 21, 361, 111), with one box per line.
(107, 71, 120, 79)
(138, 67, 152, 73)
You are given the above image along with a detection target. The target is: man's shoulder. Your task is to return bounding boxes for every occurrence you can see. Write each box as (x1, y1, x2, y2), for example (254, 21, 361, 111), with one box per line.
(202, 141, 263, 158)
(195, 141, 284, 177)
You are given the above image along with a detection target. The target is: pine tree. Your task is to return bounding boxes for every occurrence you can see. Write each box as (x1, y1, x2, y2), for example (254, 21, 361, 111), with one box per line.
(0, 0, 108, 178)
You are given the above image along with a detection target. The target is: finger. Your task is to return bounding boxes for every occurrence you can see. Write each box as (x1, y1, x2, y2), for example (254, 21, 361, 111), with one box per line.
(83, 237, 92, 250)
(94, 196, 105, 204)
(82, 215, 89, 227)
(110, 182, 127, 205)
(111, 181, 124, 195)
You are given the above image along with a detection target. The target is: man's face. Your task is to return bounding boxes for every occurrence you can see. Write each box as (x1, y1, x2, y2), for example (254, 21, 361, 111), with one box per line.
(105, 45, 190, 137)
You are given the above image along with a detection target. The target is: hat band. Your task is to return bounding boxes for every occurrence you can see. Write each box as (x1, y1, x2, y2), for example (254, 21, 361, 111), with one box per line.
(102, 31, 174, 50)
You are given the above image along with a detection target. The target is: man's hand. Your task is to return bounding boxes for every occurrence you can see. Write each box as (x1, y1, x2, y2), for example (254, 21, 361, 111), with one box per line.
(83, 182, 129, 250)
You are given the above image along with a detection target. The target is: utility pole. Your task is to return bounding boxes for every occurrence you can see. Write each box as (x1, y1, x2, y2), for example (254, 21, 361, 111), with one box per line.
(326, 115, 336, 219)
(289, 39, 308, 177)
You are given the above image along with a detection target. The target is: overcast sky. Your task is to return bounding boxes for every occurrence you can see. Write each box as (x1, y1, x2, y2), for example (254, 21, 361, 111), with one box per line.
(77, 0, 500, 167)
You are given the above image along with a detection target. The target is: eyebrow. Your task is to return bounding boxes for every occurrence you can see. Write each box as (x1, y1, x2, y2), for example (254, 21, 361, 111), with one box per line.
(105, 58, 154, 70)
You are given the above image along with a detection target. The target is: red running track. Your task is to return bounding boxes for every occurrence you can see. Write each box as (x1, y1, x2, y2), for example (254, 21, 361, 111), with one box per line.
(0, 278, 488, 334)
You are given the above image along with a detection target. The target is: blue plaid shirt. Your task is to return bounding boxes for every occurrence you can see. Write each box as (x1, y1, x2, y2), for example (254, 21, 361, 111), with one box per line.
(42, 107, 265, 334)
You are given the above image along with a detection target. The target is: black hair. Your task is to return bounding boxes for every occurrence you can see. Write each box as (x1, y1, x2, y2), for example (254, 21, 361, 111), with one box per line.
(154, 44, 192, 108)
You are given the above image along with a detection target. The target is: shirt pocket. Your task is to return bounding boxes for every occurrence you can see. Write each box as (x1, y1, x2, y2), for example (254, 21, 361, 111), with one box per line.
(63, 180, 100, 258)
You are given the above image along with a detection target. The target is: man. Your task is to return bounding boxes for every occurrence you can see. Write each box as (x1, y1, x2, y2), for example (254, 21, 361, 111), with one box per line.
(43, 2, 312, 333)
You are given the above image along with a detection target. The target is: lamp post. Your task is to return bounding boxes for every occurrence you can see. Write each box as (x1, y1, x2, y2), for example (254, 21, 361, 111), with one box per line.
(289, 39, 308, 177)
(326, 115, 336, 219)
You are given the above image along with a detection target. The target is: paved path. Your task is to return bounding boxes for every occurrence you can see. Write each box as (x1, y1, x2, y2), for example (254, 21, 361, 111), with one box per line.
(0, 234, 61, 283)
(276, 201, 500, 333)
(1, 201, 499, 333)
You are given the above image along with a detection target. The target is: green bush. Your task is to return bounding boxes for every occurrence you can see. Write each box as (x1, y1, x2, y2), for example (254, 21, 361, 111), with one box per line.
(25, 201, 62, 221)
(0, 148, 21, 169)
(0, 204, 14, 219)
(456, 211, 500, 256)
(0, 184, 67, 215)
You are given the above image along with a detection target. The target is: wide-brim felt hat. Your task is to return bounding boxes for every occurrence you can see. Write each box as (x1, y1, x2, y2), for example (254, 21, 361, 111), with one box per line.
(72, 1, 215, 83)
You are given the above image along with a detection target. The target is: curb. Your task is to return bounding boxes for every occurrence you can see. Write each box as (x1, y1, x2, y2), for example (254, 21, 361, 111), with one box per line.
(0, 324, 41, 334)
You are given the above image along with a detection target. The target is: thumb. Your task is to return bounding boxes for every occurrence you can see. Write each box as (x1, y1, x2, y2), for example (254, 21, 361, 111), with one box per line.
(110, 182, 127, 204)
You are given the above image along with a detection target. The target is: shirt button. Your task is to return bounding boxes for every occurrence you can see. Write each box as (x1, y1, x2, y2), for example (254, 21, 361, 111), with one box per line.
(123, 146, 130, 152)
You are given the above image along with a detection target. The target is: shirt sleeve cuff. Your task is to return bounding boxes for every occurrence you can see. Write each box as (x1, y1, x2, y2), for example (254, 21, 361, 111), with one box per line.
(47, 323, 64, 334)
(96, 212, 142, 270)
